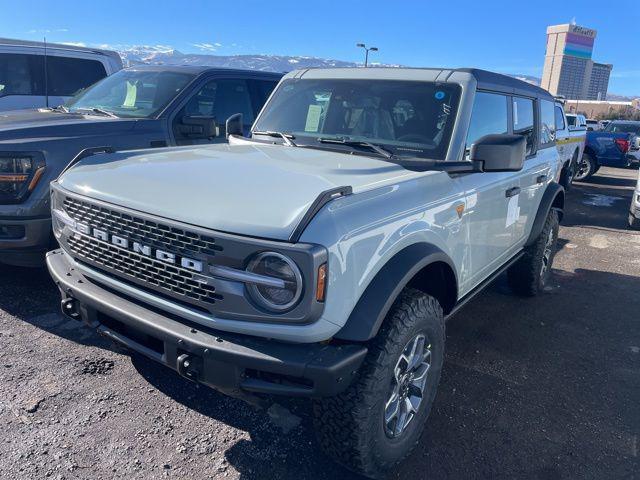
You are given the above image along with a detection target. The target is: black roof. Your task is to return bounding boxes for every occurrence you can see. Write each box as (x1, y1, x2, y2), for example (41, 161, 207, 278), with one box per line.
(456, 68, 554, 100)
(124, 64, 283, 78)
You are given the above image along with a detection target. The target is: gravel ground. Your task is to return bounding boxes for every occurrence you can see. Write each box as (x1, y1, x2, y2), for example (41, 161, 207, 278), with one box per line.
(1, 167, 639, 479)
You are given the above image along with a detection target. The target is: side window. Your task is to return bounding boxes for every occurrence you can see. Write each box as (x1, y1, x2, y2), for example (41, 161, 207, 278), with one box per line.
(465, 92, 509, 148)
(46, 56, 107, 96)
(512, 97, 535, 156)
(183, 78, 254, 126)
(248, 79, 278, 115)
(554, 106, 565, 131)
(0, 53, 45, 96)
(540, 100, 556, 146)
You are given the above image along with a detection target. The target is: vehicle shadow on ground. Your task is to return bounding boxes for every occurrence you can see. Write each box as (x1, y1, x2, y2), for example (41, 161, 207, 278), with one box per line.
(0, 263, 114, 350)
(131, 266, 640, 480)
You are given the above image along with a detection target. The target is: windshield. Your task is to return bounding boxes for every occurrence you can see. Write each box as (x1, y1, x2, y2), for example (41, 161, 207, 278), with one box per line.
(253, 79, 461, 161)
(605, 123, 640, 135)
(66, 69, 195, 118)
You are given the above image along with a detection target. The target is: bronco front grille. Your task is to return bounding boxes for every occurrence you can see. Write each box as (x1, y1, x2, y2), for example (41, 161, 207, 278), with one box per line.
(63, 196, 222, 257)
(66, 233, 221, 308)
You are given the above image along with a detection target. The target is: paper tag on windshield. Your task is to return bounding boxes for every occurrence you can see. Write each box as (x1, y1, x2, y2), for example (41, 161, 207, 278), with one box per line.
(506, 194, 520, 228)
(304, 105, 322, 132)
(124, 81, 137, 107)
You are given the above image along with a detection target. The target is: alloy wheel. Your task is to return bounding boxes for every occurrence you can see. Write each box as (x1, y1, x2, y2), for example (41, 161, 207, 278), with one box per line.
(575, 156, 592, 181)
(540, 227, 555, 281)
(384, 333, 431, 438)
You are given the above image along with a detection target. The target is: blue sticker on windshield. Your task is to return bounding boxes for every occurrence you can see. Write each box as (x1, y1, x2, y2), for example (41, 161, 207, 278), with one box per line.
(435, 91, 446, 100)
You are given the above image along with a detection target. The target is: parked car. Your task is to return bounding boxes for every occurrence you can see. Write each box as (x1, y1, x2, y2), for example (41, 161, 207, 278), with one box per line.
(629, 169, 640, 229)
(0, 38, 122, 111)
(585, 118, 600, 131)
(565, 113, 586, 128)
(604, 120, 640, 165)
(575, 120, 638, 180)
(0, 65, 281, 266)
(555, 108, 586, 189)
(599, 120, 611, 130)
(47, 67, 565, 478)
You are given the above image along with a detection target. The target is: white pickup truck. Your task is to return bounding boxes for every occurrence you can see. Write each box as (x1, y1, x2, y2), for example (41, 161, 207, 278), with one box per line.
(555, 108, 587, 187)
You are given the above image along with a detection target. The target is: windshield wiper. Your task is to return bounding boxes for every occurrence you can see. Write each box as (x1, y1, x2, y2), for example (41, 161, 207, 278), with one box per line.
(252, 130, 297, 147)
(49, 105, 69, 113)
(75, 107, 118, 118)
(317, 137, 395, 159)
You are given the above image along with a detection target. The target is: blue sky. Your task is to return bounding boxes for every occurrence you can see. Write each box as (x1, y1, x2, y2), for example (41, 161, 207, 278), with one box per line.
(2, 0, 638, 96)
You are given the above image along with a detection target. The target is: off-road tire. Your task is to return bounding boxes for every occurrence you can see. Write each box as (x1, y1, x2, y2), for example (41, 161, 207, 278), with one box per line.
(313, 289, 445, 479)
(574, 153, 597, 181)
(507, 209, 560, 296)
(560, 152, 578, 191)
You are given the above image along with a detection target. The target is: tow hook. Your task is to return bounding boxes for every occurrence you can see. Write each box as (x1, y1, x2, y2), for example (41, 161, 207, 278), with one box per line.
(177, 353, 202, 382)
(61, 297, 81, 320)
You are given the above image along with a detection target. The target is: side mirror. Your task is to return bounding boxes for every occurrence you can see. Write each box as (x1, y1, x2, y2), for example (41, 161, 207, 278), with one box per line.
(470, 134, 526, 172)
(225, 113, 243, 139)
(178, 115, 218, 139)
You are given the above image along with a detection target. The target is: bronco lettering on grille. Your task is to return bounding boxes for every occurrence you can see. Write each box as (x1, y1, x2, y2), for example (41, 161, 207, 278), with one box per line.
(76, 221, 204, 273)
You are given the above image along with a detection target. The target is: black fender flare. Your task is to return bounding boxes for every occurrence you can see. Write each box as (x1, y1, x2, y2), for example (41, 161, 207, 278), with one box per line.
(334, 243, 457, 342)
(525, 182, 564, 247)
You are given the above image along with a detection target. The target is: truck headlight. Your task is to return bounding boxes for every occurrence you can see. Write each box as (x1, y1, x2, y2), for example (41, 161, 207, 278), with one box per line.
(246, 252, 303, 312)
(0, 153, 45, 204)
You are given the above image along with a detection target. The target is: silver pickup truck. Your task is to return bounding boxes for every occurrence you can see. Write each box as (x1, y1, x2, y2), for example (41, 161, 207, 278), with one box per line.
(47, 67, 565, 478)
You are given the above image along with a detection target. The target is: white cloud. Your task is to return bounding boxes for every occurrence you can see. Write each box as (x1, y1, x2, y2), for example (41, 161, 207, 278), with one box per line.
(61, 41, 86, 47)
(26, 27, 69, 34)
(611, 70, 640, 79)
(191, 42, 221, 52)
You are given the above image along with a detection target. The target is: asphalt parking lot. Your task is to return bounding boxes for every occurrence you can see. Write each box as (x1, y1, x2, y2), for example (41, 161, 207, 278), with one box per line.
(1, 166, 638, 480)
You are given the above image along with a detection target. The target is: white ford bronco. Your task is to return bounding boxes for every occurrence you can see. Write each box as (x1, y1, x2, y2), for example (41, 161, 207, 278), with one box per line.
(47, 68, 565, 477)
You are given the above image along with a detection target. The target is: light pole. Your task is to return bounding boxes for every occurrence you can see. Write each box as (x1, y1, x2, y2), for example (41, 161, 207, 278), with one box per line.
(356, 43, 378, 67)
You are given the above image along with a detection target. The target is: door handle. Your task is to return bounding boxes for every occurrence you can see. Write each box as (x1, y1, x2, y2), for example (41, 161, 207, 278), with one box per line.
(505, 186, 521, 198)
(536, 174, 547, 184)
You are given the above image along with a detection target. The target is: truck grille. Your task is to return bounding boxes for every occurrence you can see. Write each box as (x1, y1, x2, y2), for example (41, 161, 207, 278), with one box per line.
(63, 196, 222, 257)
(61, 195, 223, 311)
(66, 233, 221, 308)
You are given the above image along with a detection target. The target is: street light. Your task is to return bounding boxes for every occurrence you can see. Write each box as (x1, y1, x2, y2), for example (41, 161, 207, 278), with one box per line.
(356, 43, 378, 67)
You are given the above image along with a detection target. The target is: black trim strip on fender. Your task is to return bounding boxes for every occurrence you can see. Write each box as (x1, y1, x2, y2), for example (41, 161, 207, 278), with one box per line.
(288, 186, 352, 243)
(58, 146, 116, 179)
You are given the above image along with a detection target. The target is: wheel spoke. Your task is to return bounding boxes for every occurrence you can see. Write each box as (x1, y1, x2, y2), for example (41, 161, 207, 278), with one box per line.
(407, 335, 425, 371)
(385, 392, 400, 425)
(410, 363, 430, 390)
(394, 400, 410, 436)
(384, 333, 433, 438)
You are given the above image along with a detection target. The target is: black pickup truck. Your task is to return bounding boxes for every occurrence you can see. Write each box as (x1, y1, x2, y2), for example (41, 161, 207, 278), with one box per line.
(0, 65, 281, 266)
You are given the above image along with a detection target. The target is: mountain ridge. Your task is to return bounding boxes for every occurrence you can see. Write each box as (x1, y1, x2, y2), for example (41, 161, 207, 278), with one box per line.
(114, 46, 637, 100)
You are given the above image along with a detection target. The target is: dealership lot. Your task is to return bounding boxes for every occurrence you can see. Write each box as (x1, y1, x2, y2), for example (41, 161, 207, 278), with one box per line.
(0, 167, 638, 479)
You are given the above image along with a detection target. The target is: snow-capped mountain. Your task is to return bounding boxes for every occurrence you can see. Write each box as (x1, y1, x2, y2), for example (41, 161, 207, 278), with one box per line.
(115, 45, 387, 72)
(112, 46, 635, 100)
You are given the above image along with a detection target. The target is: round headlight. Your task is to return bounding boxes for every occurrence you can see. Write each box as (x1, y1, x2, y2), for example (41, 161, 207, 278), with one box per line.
(246, 252, 303, 312)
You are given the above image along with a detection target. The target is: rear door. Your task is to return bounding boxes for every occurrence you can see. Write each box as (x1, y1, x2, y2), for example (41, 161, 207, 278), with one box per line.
(514, 98, 556, 246)
(0, 51, 46, 110)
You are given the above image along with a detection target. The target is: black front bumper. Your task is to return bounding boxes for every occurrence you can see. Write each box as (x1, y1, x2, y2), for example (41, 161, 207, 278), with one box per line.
(0, 216, 52, 267)
(47, 250, 367, 399)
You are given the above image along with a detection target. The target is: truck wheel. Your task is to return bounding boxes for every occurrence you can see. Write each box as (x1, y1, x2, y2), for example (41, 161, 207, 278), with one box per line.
(313, 289, 444, 478)
(574, 153, 596, 181)
(560, 161, 574, 191)
(507, 209, 559, 296)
